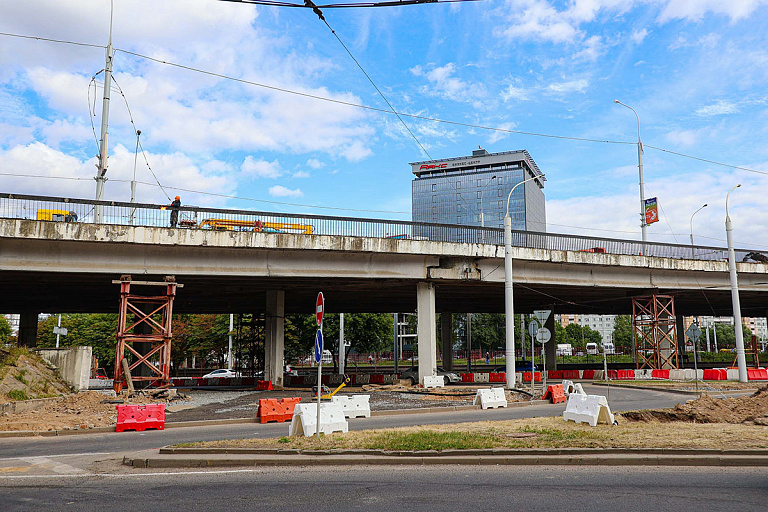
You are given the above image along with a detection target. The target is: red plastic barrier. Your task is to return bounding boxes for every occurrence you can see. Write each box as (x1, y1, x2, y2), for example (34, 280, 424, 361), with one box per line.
(256, 380, 273, 390)
(562, 370, 579, 379)
(369, 374, 384, 384)
(607, 370, 618, 380)
(321, 375, 330, 385)
(259, 397, 301, 423)
(543, 384, 566, 404)
(461, 373, 474, 383)
(581, 370, 595, 380)
(703, 369, 726, 381)
(747, 368, 768, 380)
(116, 403, 165, 433)
(523, 371, 542, 382)
(652, 369, 670, 380)
(616, 370, 634, 380)
(241, 377, 255, 386)
(548, 370, 563, 379)
(489, 372, 505, 382)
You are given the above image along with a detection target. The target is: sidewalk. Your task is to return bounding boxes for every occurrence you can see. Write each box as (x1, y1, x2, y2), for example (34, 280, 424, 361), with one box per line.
(124, 447, 768, 468)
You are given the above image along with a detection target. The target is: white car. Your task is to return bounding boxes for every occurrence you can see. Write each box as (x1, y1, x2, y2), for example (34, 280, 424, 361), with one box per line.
(201, 368, 239, 379)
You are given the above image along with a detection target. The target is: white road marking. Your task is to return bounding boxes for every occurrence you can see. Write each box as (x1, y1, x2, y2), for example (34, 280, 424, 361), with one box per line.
(20, 457, 87, 474)
(0, 452, 113, 462)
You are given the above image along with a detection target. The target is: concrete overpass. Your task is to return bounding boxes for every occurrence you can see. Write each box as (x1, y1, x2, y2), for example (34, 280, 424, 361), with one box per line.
(2, 193, 767, 385)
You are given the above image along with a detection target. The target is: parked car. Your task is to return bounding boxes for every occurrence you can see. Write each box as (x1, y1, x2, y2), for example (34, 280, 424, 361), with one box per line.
(201, 369, 240, 379)
(602, 342, 616, 355)
(400, 366, 461, 386)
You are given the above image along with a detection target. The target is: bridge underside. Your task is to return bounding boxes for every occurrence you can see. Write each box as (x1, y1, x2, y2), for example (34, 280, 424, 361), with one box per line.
(1, 270, 763, 317)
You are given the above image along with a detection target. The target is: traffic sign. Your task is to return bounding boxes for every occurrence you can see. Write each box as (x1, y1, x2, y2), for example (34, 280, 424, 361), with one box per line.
(53, 326, 68, 336)
(315, 292, 324, 326)
(314, 329, 324, 363)
(536, 327, 551, 344)
(686, 323, 702, 342)
(528, 320, 539, 338)
(533, 310, 551, 324)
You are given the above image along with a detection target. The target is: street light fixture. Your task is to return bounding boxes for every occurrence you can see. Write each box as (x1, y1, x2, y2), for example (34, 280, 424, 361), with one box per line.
(689, 203, 708, 259)
(725, 184, 747, 382)
(504, 174, 543, 389)
(614, 100, 647, 243)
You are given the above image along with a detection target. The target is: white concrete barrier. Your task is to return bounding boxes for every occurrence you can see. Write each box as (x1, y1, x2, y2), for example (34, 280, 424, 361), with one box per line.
(37, 346, 92, 390)
(329, 374, 343, 385)
(561, 380, 576, 394)
(669, 369, 685, 380)
(423, 375, 444, 388)
(578, 370, 584, 379)
(593, 370, 604, 380)
(289, 403, 348, 437)
(473, 388, 507, 409)
(382, 374, 397, 384)
(356, 374, 370, 385)
(727, 369, 739, 381)
(635, 369, 653, 380)
(331, 395, 371, 418)
(572, 383, 587, 396)
(562, 394, 616, 427)
(474, 373, 490, 383)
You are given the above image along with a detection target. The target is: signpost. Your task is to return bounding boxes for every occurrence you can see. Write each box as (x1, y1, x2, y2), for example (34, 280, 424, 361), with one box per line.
(53, 314, 67, 348)
(532, 310, 552, 392)
(686, 322, 703, 395)
(315, 292, 324, 437)
(528, 321, 538, 396)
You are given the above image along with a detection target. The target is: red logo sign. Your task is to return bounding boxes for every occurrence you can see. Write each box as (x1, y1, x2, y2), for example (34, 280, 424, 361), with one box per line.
(316, 292, 324, 326)
(419, 163, 447, 170)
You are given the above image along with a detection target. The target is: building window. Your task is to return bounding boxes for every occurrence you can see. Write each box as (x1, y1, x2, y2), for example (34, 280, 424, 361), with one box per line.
(497, 201, 502, 208)
(498, 189, 503, 197)
(432, 196, 436, 203)
(477, 191, 482, 199)
(432, 184, 436, 192)
(477, 179, 482, 187)
(456, 182, 461, 189)
(456, 193, 461, 200)
(432, 206, 437, 214)
(457, 216, 461, 224)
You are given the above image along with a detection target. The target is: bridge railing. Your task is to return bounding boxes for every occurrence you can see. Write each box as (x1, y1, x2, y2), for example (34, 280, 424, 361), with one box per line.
(0, 192, 753, 262)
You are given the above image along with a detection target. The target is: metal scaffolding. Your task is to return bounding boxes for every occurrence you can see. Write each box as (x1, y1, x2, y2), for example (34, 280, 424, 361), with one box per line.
(633, 294, 679, 370)
(113, 275, 180, 392)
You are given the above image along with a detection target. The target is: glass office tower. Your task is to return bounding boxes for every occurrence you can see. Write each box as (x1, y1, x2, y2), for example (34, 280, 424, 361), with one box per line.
(411, 148, 546, 243)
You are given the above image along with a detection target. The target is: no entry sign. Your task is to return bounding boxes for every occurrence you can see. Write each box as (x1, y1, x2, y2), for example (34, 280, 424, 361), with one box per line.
(316, 292, 324, 326)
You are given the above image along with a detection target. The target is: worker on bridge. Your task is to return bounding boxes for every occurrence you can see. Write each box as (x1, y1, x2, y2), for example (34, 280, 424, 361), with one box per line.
(169, 196, 181, 227)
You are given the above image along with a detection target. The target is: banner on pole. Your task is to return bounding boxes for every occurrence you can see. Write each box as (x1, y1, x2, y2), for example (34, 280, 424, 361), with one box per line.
(644, 197, 659, 225)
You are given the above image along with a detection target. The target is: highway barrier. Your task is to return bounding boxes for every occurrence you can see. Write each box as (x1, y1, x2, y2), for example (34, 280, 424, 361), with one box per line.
(116, 403, 166, 433)
(543, 384, 566, 404)
(461, 373, 474, 383)
(474, 372, 490, 383)
(473, 388, 508, 409)
(289, 403, 348, 437)
(423, 375, 444, 388)
(259, 397, 301, 423)
(748, 368, 768, 380)
(331, 395, 371, 418)
(563, 394, 615, 427)
(489, 372, 505, 383)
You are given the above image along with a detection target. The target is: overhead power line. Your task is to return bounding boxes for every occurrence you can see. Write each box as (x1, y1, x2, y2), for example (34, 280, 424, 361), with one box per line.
(219, 0, 478, 8)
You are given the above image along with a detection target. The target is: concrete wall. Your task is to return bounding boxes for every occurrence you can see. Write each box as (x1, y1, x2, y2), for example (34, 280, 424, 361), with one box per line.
(37, 346, 92, 391)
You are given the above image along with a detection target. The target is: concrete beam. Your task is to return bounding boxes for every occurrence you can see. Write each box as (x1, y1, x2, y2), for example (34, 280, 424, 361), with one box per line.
(264, 291, 285, 387)
(417, 282, 437, 385)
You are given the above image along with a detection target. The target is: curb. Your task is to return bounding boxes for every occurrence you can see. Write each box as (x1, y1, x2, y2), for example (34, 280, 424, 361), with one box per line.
(591, 382, 759, 395)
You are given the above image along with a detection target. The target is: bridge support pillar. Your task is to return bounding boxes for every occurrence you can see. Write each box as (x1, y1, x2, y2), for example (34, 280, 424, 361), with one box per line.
(265, 290, 285, 388)
(417, 283, 437, 385)
(18, 312, 39, 347)
(544, 308, 557, 371)
(441, 313, 453, 371)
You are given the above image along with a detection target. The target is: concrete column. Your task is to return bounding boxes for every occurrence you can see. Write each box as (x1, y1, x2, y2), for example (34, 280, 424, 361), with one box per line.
(417, 282, 437, 384)
(441, 313, 453, 371)
(544, 308, 556, 371)
(264, 290, 285, 387)
(18, 312, 39, 347)
(672, 315, 685, 369)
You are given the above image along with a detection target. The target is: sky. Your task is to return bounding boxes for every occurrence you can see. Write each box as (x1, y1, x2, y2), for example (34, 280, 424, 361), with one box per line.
(1, 0, 767, 250)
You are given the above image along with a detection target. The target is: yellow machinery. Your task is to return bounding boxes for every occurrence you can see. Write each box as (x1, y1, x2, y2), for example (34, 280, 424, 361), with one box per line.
(198, 218, 313, 234)
(312, 375, 351, 400)
(36, 209, 78, 222)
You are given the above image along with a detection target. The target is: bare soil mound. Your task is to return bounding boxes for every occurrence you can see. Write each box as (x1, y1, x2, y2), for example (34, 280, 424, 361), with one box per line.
(623, 387, 768, 425)
(0, 350, 71, 402)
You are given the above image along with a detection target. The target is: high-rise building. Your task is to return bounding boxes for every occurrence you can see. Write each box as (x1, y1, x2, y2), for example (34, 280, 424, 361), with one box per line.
(411, 148, 545, 243)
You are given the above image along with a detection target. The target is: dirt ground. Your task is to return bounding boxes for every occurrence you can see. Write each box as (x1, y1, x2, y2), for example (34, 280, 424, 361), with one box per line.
(0, 351, 71, 402)
(601, 380, 762, 391)
(623, 386, 768, 425)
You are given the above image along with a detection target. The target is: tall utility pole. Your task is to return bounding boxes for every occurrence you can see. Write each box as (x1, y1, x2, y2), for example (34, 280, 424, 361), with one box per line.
(614, 100, 647, 243)
(725, 184, 748, 382)
(94, 0, 115, 223)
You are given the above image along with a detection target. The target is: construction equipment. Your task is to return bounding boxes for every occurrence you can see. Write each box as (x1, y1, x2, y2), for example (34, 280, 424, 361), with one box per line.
(312, 375, 351, 399)
(36, 209, 78, 222)
(198, 218, 314, 234)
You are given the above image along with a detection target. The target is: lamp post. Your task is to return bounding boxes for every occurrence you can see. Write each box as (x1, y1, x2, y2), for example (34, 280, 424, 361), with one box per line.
(614, 100, 647, 243)
(504, 174, 543, 389)
(725, 184, 747, 382)
(689, 203, 708, 259)
(94, 0, 115, 223)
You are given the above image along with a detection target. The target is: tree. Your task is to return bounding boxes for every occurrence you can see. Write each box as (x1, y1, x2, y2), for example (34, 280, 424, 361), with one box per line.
(36, 314, 119, 372)
(612, 315, 633, 352)
(0, 315, 11, 345)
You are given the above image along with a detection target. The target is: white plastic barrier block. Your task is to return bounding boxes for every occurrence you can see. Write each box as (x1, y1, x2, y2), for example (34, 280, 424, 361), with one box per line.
(356, 374, 370, 385)
(635, 369, 652, 380)
(683, 369, 695, 380)
(423, 375, 444, 388)
(563, 394, 616, 427)
(382, 374, 397, 384)
(578, 370, 584, 379)
(572, 383, 587, 396)
(473, 388, 508, 409)
(696, 369, 704, 380)
(593, 370, 604, 380)
(727, 369, 739, 381)
(669, 369, 685, 380)
(289, 403, 348, 437)
(474, 373, 490, 383)
(331, 395, 371, 419)
(329, 374, 343, 385)
(561, 380, 576, 395)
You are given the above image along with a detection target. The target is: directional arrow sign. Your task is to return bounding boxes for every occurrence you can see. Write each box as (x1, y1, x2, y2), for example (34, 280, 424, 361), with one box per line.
(536, 327, 551, 344)
(686, 323, 702, 342)
(533, 310, 551, 324)
(314, 329, 324, 364)
(528, 320, 539, 338)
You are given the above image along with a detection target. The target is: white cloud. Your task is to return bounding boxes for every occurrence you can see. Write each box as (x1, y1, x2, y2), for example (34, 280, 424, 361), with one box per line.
(695, 100, 740, 116)
(241, 156, 281, 178)
(630, 28, 648, 44)
(268, 185, 303, 198)
(572, 35, 604, 62)
(487, 122, 517, 144)
(411, 63, 487, 104)
(664, 129, 701, 147)
(547, 79, 589, 93)
(502, 83, 531, 102)
(658, 0, 767, 23)
(292, 170, 310, 178)
(306, 158, 325, 169)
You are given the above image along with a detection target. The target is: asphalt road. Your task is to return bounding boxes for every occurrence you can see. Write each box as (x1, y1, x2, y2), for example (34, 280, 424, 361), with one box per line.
(2, 466, 767, 512)
(0, 384, 685, 459)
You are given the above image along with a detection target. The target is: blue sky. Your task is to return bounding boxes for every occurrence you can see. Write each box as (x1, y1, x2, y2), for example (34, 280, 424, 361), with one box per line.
(1, 0, 767, 249)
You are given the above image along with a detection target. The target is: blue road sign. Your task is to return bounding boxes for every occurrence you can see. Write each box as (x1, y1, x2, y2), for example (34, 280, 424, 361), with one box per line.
(314, 329, 324, 363)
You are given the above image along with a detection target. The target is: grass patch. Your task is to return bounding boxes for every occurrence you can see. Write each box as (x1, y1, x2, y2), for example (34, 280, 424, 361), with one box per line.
(363, 430, 498, 451)
(7, 389, 28, 401)
(14, 369, 28, 385)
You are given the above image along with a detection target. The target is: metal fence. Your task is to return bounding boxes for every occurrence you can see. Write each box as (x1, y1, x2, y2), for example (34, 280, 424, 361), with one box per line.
(0, 192, 756, 262)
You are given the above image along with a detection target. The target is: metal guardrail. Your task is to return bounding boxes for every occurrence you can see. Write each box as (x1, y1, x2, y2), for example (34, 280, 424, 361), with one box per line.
(0, 192, 758, 262)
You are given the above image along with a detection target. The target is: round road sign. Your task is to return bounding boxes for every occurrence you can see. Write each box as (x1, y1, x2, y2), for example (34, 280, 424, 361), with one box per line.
(316, 292, 324, 326)
(536, 327, 551, 344)
(314, 329, 324, 363)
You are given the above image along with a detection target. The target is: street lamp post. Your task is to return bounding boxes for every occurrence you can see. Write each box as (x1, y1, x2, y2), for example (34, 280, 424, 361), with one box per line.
(689, 203, 708, 259)
(725, 184, 748, 382)
(614, 100, 647, 243)
(504, 174, 543, 389)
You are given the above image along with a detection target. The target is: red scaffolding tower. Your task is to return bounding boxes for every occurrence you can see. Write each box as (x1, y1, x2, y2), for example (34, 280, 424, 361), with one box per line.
(633, 294, 679, 370)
